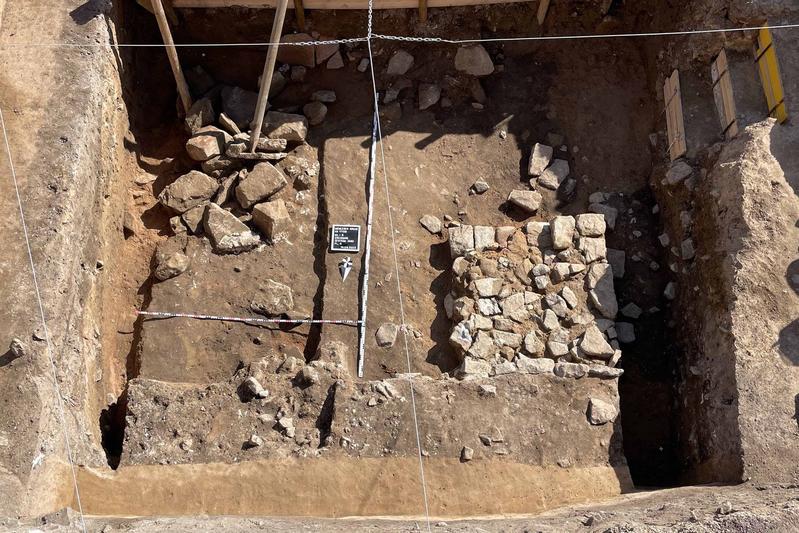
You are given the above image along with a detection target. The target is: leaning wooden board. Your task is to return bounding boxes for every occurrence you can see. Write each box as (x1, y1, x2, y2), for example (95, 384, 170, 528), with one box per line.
(711, 49, 739, 140)
(663, 69, 687, 161)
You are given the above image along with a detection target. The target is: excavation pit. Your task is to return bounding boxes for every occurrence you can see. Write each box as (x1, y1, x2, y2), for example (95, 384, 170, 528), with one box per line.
(2, 0, 799, 525)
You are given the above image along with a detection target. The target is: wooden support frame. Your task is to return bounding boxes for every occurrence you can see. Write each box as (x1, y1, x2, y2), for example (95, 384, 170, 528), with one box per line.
(249, 0, 289, 152)
(754, 26, 788, 123)
(419, 0, 428, 21)
(152, 0, 193, 114)
(172, 0, 533, 8)
(711, 49, 739, 139)
(663, 69, 687, 161)
(536, 0, 550, 26)
(293, 0, 306, 30)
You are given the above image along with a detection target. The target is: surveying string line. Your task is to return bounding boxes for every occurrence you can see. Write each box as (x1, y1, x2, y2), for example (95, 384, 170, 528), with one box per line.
(366, 14, 432, 533)
(371, 21, 799, 43)
(136, 309, 361, 325)
(1, 21, 799, 49)
(0, 108, 87, 533)
(0, 37, 369, 48)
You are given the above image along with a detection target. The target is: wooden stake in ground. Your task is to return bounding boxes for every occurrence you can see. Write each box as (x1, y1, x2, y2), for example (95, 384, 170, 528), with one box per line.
(249, 0, 289, 152)
(152, 0, 193, 114)
(293, 0, 306, 30)
(536, 0, 550, 26)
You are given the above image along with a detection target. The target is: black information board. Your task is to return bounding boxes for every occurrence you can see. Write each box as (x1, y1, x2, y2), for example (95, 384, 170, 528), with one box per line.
(329, 225, 361, 253)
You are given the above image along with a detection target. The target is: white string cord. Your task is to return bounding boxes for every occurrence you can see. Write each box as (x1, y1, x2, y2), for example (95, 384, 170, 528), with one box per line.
(366, 1, 433, 527)
(372, 21, 799, 43)
(0, 108, 87, 533)
(1, 21, 797, 49)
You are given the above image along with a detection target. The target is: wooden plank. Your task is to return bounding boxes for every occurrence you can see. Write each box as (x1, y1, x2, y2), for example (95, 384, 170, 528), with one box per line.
(536, 0, 550, 25)
(152, 0, 193, 114)
(754, 27, 788, 123)
(711, 49, 738, 139)
(664, 70, 686, 160)
(173, 0, 533, 9)
(293, 0, 305, 29)
(419, 0, 428, 21)
(249, 0, 289, 152)
(138, 0, 179, 25)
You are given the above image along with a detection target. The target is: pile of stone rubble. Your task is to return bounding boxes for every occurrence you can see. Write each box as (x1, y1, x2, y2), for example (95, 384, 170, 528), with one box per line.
(148, 62, 331, 287)
(445, 213, 630, 380)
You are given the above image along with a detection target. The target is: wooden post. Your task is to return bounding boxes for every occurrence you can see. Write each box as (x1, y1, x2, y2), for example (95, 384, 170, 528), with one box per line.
(536, 0, 550, 26)
(152, 0, 193, 114)
(249, 0, 289, 152)
(419, 0, 428, 21)
(294, 0, 306, 30)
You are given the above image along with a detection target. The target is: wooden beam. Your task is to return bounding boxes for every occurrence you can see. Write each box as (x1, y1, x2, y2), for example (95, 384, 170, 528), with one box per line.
(152, 0, 193, 114)
(293, 0, 305, 30)
(419, 0, 427, 21)
(536, 0, 550, 26)
(249, 0, 289, 152)
(173, 0, 533, 9)
(664, 69, 687, 161)
(137, 0, 179, 25)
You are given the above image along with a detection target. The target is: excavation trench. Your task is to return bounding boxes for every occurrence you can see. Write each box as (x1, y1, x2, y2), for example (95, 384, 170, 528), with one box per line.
(89, 0, 752, 515)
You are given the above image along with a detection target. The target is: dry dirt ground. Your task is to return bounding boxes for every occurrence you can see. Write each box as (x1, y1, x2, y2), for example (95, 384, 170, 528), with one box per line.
(9, 483, 799, 532)
(2, 0, 799, 528)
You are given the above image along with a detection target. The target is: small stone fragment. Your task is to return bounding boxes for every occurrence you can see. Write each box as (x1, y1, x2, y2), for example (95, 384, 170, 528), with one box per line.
(621, 302, 642, 319)
(419, 214, 442, 234)
(235, 162, 287, 209)
(153, 236, 190, 281)
(326, 51, 345, 69)
(204, 203, 260, 254)
(537, 159, 569, 190)
(454, 44, 494, 76)
(663, 281, 677, 300)
(551, 216, 575, 250)
(587, 397, 618, 425)
(386, 50, 414, 75)
(303, 102, 328, 126)
(418, 83, 441, 110)
(589, 203, 618, 230)
(158, 171, 218, 214)
(516, 355, 554, 374)
(580, 325, 615, 359)
(9, 338, 26, 358)
(312, 90, 337, 103)
(579, 237, 607, 263)
(471, 180, 489, 194)
(554, 362, 589, 378)
(251, 279, 294, 316)
(186, 126, 231, 161)
(449, 225, 475, 257)
(606, 248, 625, 279)
(460, 446, 474, 462)
(528, 143, 553, 176)
(507, 190, 542, 214)
(575, 214, 606, 237)
(263, 111, 308, 142)
(375, 323, 399, 348)
(615, 322, 635, 343)
(252, 199, 291, 241)
(666, 160, 693, 185)
(681, 238, 695, 260)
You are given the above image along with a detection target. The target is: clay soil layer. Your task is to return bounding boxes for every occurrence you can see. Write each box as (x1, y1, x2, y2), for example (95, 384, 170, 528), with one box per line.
(72, 458, 631, 518)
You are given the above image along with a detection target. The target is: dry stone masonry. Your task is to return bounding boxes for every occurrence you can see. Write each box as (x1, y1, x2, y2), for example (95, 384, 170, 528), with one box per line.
(445, 214, 625, 381)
